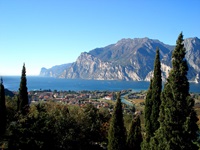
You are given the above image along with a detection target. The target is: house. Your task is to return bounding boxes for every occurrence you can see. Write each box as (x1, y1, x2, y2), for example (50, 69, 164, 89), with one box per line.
(104, 94, 114, 100)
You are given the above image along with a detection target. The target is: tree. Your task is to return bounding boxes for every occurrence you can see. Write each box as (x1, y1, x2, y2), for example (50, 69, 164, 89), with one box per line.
(8, 101, 106, 150)
(0, 78, 6, 136)
(107, 92, 126, 150)
(151, 33, 198, 150)
(150, 48, 162, 133)
(79, 104, 102, 149)
(127, 115, 142, 150)
(18, 63, 29, 115)
(143, 49, 162, 143)
(143, 79, 153, 142)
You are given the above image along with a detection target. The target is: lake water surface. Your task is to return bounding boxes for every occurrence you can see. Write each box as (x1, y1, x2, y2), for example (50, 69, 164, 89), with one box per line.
(2, 76, 200, 93)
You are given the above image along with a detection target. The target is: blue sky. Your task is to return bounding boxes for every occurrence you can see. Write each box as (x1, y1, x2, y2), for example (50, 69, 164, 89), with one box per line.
(0, 0, 200, 75)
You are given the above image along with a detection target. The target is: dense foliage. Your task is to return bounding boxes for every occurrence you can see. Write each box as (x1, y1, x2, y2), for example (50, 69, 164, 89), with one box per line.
(127, 115, 142, 150)
(7, 102, 110, 150)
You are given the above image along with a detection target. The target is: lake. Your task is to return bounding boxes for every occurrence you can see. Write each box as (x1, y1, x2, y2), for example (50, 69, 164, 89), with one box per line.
(2, 76, 200, 93)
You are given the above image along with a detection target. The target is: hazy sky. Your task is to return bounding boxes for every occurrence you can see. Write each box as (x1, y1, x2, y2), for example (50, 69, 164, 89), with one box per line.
(0, 0, 200, 75)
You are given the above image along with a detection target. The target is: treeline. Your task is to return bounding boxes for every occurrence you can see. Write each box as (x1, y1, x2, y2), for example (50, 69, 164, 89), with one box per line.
(0, 33, 199, 150)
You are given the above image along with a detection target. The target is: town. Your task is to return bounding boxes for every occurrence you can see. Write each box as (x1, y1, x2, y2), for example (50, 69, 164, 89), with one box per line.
(27, 89, 146, 114)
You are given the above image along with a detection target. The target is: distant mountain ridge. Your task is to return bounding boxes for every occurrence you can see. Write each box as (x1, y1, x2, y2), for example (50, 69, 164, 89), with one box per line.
(39, 37, 200, 83)
(40, 63, 72, 77)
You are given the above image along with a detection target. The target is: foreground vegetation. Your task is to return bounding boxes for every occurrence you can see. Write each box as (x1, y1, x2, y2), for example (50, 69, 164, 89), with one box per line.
(1, 91, 137, 150)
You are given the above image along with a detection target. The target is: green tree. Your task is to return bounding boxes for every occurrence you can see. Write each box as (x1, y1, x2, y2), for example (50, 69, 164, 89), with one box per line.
(8, 102, 76, 150)
(150, 48, 162, 133)
(79, 104, 102, 149)
(18, 63, 29, 115)
(151, 33, 198, 150)
(0, 78, 6, 136)
(127, 115, 142, 150)
(107, 92, 126, 150)
(143, 49, 162, 146)
(8, 102, 106, 150)
(143, 79, 153, 142)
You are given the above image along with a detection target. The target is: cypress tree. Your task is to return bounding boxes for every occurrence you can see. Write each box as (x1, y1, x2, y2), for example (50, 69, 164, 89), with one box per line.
(18, 63, 29, 115)
(143, 49, 162, 143)
(150, 48, 162, 132)
(127, 115, 142, 150)
(143, 79, 153, 142)
(107, 92, 126, 150)
(151, 33, 198, 150)
(0, 78, 6, 136)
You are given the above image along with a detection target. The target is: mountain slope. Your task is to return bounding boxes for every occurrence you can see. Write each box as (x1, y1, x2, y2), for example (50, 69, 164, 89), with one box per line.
(65, 52, 141, 80)
(40, 63, 72, 77)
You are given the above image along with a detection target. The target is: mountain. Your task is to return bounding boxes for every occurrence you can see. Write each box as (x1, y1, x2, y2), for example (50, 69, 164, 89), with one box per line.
(64, 38, 174, 81)
(184, 37, 200, 81)
(39, 63, 72, 77)
(40, 37, 200, 83)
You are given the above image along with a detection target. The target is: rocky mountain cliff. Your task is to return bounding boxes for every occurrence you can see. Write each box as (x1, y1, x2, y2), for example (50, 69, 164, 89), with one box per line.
(40, 37, 200, 83)
(40, 63, 72, 77)
(184, 38, 200, 81)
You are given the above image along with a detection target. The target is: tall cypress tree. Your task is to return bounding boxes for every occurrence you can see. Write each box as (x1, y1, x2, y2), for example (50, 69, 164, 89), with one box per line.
(107, 92, 126, 150)
(127, 115, 142, 150)
(143, 49, 162, 142)
(18, 63, 29, 115)
(150, 48, 162, 133)
(0, 78, 6, 136)
(151, 33, 198, 150)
